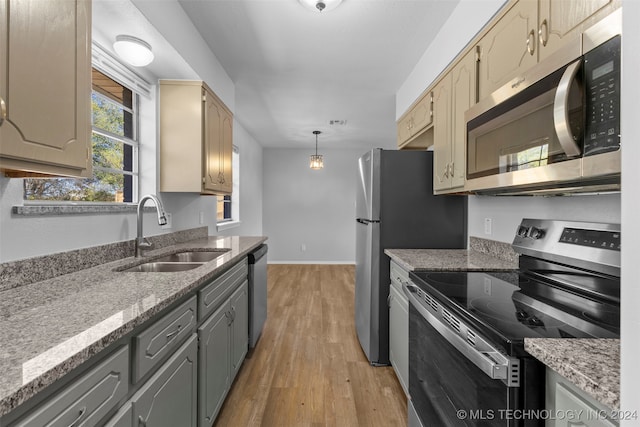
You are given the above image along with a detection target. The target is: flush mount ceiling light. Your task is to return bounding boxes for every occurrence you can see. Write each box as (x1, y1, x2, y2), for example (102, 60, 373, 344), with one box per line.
(113, 35, 154, 67)
(309, 130, 324, 170)
(298, 0, 343, 13)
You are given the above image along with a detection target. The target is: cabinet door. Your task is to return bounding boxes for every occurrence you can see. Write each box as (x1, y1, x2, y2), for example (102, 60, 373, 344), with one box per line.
(538, 0, 618, 61)
(202, 89, 232, 195)
(555, 383, 616, 427)
(230, 281, 249, 380)
(0, 0, 91, 176)
(432, 74, 452, 192)
(198, 302, 231, 427)
(478, 0, 538, 100)
(397, 114, 413, 147)
(132, 335, 198, 427)
(388, 284, 408, 396)
(450, 50, 476, 189)
(410, 93, 433, 136)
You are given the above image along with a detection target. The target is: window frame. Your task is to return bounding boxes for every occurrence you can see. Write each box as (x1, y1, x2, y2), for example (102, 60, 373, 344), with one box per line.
(216, 145, 240, 231)
(22, 42, 152, 206)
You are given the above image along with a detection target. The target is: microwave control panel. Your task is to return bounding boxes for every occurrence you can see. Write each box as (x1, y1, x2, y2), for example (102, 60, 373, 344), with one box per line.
(584, 35, 620, 156)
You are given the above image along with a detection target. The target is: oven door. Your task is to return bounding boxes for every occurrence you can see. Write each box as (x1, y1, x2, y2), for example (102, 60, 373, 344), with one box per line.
(405, 283, 541, 427)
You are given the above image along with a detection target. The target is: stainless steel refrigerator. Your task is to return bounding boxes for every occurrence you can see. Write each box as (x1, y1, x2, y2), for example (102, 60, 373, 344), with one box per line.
(355, 149, 467, 365)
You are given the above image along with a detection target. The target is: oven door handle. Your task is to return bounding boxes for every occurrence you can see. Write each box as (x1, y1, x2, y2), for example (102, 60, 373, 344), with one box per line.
(553, 59, 582, 157)
(403, 283, 520, 387)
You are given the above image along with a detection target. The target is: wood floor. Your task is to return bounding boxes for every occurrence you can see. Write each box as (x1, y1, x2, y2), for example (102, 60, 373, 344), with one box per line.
(214, 264, 408, 427)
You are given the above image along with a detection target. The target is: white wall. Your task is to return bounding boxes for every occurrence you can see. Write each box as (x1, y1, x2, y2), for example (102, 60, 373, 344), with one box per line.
(263, 147, 364, 263)
(469, 194, 621, 243)
(620, 0, 640, 422)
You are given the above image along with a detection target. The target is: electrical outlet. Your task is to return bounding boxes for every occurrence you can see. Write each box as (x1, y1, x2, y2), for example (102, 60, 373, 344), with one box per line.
(161, 213, 172, 230)
(199, 211, 204, 225)
(483, 277, 492, 295)
(300, 244, 306, 252)
(484, 218, 492, 235)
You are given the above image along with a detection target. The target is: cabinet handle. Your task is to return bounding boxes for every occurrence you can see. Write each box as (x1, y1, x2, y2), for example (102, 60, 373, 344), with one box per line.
(68, 407, 86, 427)
(387, 294, 392, 307)
(527, 29, 535, 56)
(539, 19, 548, 47)
(449, 162, 454, 178)
(225, 310, 233, 326)
(0, 97, 5, 126)
(138, 415, 147, 427)
(166, 324, 181, 340)
(218, 172, 225, 184)
(443, 165, 450, 180)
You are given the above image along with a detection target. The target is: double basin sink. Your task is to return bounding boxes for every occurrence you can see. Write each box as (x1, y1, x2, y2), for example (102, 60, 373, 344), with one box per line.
(120, 250, 230, 272)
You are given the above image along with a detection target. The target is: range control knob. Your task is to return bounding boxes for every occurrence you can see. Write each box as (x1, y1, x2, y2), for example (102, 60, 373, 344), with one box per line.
(517, 226, 529, 238)
(529, 227, 545, 240)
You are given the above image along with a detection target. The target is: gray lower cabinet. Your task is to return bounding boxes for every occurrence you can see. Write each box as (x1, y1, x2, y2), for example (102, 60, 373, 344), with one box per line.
(132, 296, 197, 383)
(10, 346, 129, 427)
(230, 281, 249, 379)
(388, 260, 409, 396)
(131, 334, 198, 427)
(198, 280, 249, 427)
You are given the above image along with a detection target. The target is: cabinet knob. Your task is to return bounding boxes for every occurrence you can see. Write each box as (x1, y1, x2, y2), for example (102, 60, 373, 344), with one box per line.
(0, 97, 5, 127)
(527, 29, 536, 56)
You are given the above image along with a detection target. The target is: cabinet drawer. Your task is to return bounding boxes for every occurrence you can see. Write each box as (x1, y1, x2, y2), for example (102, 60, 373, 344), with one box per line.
(133, 296, 197, 383)
(199, 259, 248, 320)
(12, 346, 129, 427)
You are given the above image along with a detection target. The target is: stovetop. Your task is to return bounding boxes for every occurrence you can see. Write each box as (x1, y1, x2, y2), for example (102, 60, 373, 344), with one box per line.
(409, 268, 620, 353)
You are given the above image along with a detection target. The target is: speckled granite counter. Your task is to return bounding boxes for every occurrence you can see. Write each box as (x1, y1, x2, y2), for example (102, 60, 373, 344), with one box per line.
(0, 234, 266, 417)
(385, 237, 518, 271)
(525, 338, 620, 409)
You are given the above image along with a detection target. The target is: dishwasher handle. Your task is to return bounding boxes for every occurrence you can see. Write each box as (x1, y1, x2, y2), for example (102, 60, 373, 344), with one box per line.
(249, 244, 268, 263)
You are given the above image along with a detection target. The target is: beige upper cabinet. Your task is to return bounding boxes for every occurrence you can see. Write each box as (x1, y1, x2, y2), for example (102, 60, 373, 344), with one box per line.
(159, 80, 232, 195)
(477, 0, 620, 100)
(0, 0, 92, 177)
(397, 91, 433, 149)
(477, 0, 538, 101)
(538, 0, 619, 61)
(203, 90, 232, 194)
(433, 50, 475, 193)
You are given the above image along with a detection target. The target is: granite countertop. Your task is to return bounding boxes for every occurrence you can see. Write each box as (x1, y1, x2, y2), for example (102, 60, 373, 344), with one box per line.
(0, 235, 266, 417)
(385, 237, 519, 272)
(525, 338, 620, 409)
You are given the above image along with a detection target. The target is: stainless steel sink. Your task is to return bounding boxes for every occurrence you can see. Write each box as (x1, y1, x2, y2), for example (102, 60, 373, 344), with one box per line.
(154, 250, 229, 263)
(121, 262, 204, 273)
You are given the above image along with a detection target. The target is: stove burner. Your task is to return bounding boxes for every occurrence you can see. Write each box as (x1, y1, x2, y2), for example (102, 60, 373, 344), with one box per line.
(582, 308, 620, 328)
(468, 296, 565, 330)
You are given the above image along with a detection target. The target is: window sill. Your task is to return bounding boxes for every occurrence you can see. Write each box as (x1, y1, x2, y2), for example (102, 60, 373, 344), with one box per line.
(216, 220, 241, 232)
(12, 203, 154, 217)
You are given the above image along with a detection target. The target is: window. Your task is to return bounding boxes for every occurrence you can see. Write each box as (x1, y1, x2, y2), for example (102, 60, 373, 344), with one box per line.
(217, 146, 240, 227)
(24, 68, 139, 203)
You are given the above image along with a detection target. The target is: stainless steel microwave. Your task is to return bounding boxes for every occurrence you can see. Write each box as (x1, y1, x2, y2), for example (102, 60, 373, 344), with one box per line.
(465, 10, 621, 195)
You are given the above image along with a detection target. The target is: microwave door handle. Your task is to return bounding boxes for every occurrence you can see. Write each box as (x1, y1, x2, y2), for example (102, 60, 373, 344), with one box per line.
(553, 59, 582, 157)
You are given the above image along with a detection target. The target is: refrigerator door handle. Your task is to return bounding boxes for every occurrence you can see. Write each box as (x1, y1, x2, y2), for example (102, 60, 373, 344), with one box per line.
(356, 218, 380, 224)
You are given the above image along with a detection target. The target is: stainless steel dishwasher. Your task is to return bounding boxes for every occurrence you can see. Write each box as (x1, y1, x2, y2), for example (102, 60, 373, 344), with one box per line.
(248, 244, 268, 349)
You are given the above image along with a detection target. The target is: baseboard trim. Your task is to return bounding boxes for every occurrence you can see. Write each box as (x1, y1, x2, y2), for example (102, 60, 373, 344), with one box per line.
(268, 261, 355, 265)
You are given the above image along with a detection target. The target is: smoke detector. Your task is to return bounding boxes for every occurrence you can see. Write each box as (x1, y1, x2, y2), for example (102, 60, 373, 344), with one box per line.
(329, 119, 348, 126)
(298, 0, 343, 13)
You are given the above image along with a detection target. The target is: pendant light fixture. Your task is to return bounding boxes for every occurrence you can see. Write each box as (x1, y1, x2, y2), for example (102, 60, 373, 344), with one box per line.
(309, 130, 324, 170)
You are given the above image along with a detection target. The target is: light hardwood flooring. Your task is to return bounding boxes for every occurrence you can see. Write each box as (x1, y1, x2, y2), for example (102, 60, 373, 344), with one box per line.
(214, 264, 408, 427)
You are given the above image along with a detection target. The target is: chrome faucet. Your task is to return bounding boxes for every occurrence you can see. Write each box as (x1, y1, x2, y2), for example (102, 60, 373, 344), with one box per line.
(136, 194, 168, 257)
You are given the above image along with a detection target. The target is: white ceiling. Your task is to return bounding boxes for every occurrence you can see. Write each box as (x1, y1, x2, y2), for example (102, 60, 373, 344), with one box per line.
(94, 0, 460, 150)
